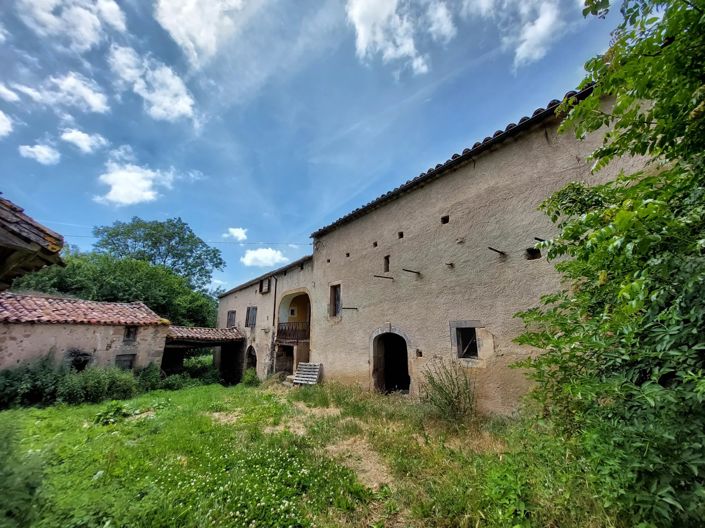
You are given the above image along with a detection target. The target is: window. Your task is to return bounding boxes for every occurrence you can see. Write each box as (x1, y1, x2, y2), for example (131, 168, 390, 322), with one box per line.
(441, 215, 450, 224)
(372, 241, 378, 248)
(383, 255, 390, 273)
(115, 354, 136, 370)
(245, 306, 258, 328)
(329, 284, 341, 317)
(346, 252, 350, 258)
(456, 327, 478, 359)
(124, 326, 138, 342)
(398, 231, 404, 239)
(259, 277, 271, 293)
(226, 310, 236, 328)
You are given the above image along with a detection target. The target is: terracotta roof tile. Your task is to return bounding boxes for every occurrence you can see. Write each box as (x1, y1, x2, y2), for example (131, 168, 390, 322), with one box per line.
(0, 292, 167, 326)
(167, 326, 244, 342)
(310, 86, 593, 238)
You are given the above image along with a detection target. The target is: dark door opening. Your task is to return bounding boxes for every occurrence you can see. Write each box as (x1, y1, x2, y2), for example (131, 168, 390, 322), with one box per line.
(246, 346, 257, 370)
(373, 333, 410, 393)
(275, 345, 294, 375)
(220, 342, 245, 384)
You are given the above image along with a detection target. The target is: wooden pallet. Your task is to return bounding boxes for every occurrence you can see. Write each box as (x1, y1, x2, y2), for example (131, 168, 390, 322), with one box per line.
(292, 363, 321, 385)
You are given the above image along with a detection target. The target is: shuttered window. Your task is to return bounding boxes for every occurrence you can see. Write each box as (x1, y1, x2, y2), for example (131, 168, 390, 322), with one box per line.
(245, 306, 257, 328)
(226, 310, 236, 328)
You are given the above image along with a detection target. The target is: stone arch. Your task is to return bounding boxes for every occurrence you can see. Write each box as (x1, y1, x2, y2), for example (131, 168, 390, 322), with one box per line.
(245, 345, 257, 371)
(369, 325, 412, 393)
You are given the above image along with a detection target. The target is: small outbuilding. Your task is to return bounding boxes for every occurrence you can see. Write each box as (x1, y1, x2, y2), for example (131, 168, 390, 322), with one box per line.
(0, 292, 170, 371)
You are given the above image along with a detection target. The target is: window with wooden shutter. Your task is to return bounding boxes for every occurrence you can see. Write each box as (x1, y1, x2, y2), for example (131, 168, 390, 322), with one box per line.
(329, 284, 341, 317)
(226, 310, 236, 328)
(245, 306, 257, 328)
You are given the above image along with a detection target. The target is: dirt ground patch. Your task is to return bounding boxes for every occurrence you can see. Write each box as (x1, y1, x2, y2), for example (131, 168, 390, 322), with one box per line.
(324, 436, 392, 490)
(209, 411, 241, 425)
(293, 401, 341, 417)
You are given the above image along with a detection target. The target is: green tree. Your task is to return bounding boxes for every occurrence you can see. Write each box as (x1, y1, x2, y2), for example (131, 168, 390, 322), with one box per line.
(13, 251, 217, 327)
(93, 217, 225, 290)
(517, 0, 705, 524)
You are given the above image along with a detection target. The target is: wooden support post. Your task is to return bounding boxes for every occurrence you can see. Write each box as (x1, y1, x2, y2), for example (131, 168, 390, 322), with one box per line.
(373, 274, 394, 280)
(487, 246, 506, 256)
(402, 268, 421, 275)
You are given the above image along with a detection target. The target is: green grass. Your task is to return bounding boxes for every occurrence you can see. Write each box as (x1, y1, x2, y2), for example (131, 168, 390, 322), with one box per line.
(1, 383, 624, 528)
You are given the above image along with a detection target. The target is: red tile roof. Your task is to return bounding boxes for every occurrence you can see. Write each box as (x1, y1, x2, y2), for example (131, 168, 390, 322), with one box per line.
(310, 86, 593, 238)
(167, 326, 244, 342)
(0, 292, 168, 326)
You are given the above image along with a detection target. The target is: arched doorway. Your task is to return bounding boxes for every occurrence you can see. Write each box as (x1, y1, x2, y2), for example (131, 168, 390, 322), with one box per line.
(372, 333, 410, 393)
(245, 346, 257, 370)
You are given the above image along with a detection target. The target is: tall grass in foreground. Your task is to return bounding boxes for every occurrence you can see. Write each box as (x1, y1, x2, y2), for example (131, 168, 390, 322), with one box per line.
(420, 358, 475, 422)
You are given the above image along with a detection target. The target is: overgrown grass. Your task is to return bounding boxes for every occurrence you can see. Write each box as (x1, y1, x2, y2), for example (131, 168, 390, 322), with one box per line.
(2, 382, 631, 527)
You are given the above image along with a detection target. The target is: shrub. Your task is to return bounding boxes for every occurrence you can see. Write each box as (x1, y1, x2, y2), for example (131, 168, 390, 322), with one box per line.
(0, 416, 42, 527)
(135, 363, 162, 392)
(105, 369, 139, 400)
(420, 358, 475, 422)
(93, 401, 135, 425)
(55, 371, 85, 404)
(159, 373, 192, 391)
(0, 358, 63, 409)
(241, 368, 260, 387)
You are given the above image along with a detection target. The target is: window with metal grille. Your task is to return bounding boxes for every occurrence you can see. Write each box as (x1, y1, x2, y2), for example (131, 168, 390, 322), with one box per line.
(456, 327, 478, 359)
(245, 306, 257, 328)
(329, 284, 341, 317)
(226, 310, 236, 328)
(115, 353, 136, 370)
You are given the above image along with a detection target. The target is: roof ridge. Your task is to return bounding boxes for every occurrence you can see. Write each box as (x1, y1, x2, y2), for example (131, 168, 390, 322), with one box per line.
(310, 86, 592, 238)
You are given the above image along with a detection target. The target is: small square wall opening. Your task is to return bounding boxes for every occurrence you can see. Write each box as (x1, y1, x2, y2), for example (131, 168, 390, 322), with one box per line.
(372, 241, 378, 248)
(383, 255, 390, 273)
(346, 252, 350, 258)
(525, 247, 542, 260)
(441, 215, 450, 224)
(397, 231, 404, 239)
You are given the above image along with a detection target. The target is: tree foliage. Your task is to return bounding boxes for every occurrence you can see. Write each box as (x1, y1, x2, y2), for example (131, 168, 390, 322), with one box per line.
(93, 217, 225, 290)
(12, 251, 217, 327)
(517, 0, 705, 524)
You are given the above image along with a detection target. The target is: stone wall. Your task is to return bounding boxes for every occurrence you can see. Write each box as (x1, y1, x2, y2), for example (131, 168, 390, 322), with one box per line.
(0, 323, 168, 370)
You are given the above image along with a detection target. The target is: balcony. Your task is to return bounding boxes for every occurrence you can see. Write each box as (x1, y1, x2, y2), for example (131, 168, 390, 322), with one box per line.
(276, 321, 310, 342)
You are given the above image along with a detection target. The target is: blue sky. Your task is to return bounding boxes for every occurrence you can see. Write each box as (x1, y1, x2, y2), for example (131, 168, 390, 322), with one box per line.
(0, 0, 617, 290)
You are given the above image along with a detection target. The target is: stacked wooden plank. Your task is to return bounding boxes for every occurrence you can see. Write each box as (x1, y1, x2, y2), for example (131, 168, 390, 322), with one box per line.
(292, 362, 321, 385)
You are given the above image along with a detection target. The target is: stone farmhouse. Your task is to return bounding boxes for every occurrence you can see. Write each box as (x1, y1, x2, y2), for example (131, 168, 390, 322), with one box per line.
(0, 292, 244, 372)
(218, 87, 639, 414)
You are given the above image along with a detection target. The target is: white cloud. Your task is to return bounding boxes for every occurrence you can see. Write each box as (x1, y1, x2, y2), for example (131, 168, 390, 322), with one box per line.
(223, 227, 248, 241)
(240, 248, 289, 267)
(12, 73, 109, 113)
(17, 0, 126, 53)
(0, 23, 8, 44)
(461, 0, 566, 67)
(346, 0, 428, 75)
(0, 111, 12, 138)
(154, 0, 247, 68)
(288, 244, 299, 249)
(0, 84, 19, 103)
(427, 1, 456, 43)
(95, 148, 175, 206)
(60, 128, 108, 153)
(18, 144, 61, 165)
(108, 45, 195, 122)
(513, 1, 562, 66)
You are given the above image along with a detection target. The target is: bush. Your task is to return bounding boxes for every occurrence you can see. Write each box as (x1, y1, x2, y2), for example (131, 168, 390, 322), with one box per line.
(136, 363, 162, 392)
(159, 373, 192, 391)
(0, 416, 42, 527)
(420, 358, 475, 422)
(183, 354, 220, 384)
(241, 368, 260, 387)
(0, 358, 63, 409)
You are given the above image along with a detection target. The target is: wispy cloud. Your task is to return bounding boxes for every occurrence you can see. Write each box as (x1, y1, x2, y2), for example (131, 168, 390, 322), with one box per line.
(60, 128, 108, 153)
(19, 143, 61, 165)
(12, 72, 109, 113)
(17, 0, 126, 53)
(0, 83, 20, 103)
(108, 45, 195, 122)
(0, 111, 13, 138)
(240, 248, 289, 267)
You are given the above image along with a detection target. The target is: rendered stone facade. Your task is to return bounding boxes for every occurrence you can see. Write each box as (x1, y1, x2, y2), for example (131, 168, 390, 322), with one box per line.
(218, 104, 641, 414)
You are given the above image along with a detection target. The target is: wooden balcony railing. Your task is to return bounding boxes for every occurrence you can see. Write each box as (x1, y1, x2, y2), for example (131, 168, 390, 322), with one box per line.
(277, 321, 310, 341)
